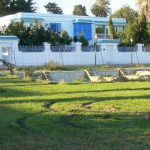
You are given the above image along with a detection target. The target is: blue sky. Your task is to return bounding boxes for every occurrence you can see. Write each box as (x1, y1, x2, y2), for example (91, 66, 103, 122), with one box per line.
(35, 0, 136, 15)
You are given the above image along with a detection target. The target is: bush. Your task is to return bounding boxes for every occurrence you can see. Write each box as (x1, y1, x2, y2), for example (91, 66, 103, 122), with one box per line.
(78, 34, 89, 46)
(4, 21, 73, 46)
(16, 61, 64, 77)
(59, 30, 73, 45)
(73, 36, 78, 42)
(23, 66, 37, 77)
(42, 61, 62, 70)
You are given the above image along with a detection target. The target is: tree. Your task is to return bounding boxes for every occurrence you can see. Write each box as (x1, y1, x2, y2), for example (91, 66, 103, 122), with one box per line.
(73, 36, 78, 42)
(112, 5, 137, 23)
(44, 2, 63, 14)
(73, 4, 87, 16)
(4, 21, 73, 46)
(4, 21, 28, 45)
(79, 34, 89, 46)
(108, 17, 116, 39)
(137, 0, 150, 22)
(121, 11, 150, 46)
(91, 0, 111, 17)
(10, 0, 36, 13)
(0, 0, 36, 17)
(59, 30, 72, 45)
(0, 0, 11, 16)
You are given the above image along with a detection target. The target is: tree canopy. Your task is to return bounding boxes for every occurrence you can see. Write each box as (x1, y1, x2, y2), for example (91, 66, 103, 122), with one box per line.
(3, 21, 72, 46)
(91, 0, 111, 17)
(44, 2, 63, 14)
(73, 4, 87, 16)
(78, 34, 89, 46)
(112, 5, 137, 23)
(0, 0, 36, 17)
(121, 12, 150, 46)
(108, 17, 116, 39)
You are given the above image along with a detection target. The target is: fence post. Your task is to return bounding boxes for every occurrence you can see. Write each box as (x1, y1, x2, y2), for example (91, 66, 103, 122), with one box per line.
(136, 44, 144, 52)
(11, 40, 20, 65)
(43, 42, 51, 52)
(98, 43, 118, 65)
(131, 52, 133, 64)
(75, 42, 82, 52)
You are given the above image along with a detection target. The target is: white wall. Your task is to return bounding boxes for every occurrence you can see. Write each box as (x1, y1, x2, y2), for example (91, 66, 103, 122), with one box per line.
(1, 39, 150, 66)
(0, 39, 18, 65)
(6, 42, 150, 66)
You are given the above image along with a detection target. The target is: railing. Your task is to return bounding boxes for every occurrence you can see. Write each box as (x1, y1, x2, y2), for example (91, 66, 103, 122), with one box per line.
(96, 34, 110, 39)
(19, 45, 44, 52)
(106, 34, 110, 39)
(51, 45, 76, 52)
(96, 34, 105, 39)
(82, 45, 101, 52)
(143, 47, 150, 52)
(118, 46, 137, 52)
(82, 45, 94, 52)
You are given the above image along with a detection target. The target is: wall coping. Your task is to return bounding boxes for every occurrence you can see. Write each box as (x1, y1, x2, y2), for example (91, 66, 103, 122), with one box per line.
(0, 36, 19, 40)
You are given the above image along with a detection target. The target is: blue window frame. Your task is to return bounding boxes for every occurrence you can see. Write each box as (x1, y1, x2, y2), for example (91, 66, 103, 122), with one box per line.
(49, 23, 61, 32)
(74, 23, 92, 40)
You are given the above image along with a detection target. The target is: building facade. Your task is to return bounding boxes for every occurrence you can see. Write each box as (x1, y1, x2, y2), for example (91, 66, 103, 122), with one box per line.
(0, 12, 127, 44)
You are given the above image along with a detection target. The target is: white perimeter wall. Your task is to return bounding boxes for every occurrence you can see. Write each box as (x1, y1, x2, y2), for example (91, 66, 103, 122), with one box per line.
(7, 42, 150, 66)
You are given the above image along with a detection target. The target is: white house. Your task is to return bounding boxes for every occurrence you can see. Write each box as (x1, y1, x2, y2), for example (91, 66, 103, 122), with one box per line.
(2, 13, 147, 67)
(0, 12, 127, 44)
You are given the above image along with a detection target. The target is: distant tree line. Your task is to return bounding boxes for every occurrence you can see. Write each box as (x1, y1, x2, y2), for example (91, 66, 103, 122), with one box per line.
(0, 0, 112, 17)
(1, 0, 150, 46)
(110, 5, 150, 46)
(0, 0, 36, 16)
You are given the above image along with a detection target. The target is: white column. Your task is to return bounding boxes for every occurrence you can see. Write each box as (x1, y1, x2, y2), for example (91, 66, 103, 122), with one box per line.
(136, 44, 144, 52)
(75, 42, 82, 52)
(43, 42, 51, 52)
(0, 46, 2, 65)
(12, 41, 19, 65)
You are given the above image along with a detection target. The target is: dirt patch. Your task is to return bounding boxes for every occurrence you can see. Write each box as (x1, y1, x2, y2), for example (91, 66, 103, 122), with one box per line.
(15, 115, 30, 131)
(81, 102, 93, 109)
(15, 110, 48, 131)
(60, 114, 85, 129)
(15, 101, 59, 131)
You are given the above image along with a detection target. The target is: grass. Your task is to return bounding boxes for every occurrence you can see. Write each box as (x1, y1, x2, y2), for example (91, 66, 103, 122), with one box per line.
(16, 64, 150, 72)
(0, 76, 150, 150)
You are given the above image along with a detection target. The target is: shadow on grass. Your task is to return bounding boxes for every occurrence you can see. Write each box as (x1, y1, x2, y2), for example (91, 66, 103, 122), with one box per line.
(1, 94, 150, 104)
(50, 87, 150, 95)
(0, 77, 150, 149)
(0, 104, 149, 150)
(0, 88, 44, 98)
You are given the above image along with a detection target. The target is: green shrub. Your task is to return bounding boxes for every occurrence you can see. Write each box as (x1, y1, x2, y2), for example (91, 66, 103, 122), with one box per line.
(78, 34, 89, 46)
(24, 66, 36, 77)
(42, 61, 62, 70)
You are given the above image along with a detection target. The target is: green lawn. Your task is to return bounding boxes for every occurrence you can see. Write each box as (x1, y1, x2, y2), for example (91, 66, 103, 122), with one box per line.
(0, 77, 150, 150)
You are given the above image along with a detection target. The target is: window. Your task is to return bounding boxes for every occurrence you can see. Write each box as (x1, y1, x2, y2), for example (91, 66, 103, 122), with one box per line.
(95, 25, 105, 34)
(49, 23, 61, 32)
(74, 23, 92, 40)
(115, 26, 124, 33)
(24, 21, 43, 27)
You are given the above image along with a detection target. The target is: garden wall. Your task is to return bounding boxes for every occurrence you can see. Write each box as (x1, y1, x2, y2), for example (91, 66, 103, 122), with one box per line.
(1, 39, 149, 66)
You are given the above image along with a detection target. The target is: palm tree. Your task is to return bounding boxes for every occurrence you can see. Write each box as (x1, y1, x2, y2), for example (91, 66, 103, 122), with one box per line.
(137, 0, 148, 5)
(137, 0, 150, 22)
(137, 0, 150, 9)
(91, 0, 111, 17)
(137, 0, 143, 4)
